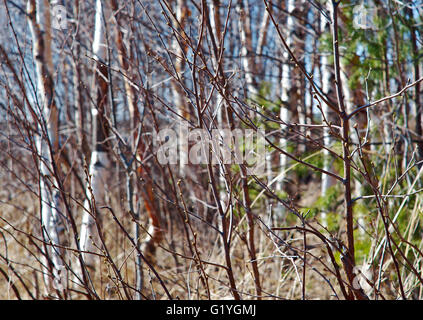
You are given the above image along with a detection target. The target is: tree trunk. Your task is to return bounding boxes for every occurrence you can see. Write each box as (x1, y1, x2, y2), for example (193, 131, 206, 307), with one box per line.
(73, 0, 90, 161)
(320, 13, 336, 195)
(276, 0, 295, 199)
(171, 0, 190, 177)
(79, 0, 111, 269)
(28, 0, 67, 296)
(237, 0, 257, 105)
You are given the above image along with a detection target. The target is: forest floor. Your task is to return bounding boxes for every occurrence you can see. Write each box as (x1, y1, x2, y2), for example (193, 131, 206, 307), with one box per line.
(0, 187, 343, 300)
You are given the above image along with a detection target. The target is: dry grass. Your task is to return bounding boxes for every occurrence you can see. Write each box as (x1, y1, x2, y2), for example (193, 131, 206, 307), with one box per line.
(0, 185, 341, 300)
(1, 166, 422, 300)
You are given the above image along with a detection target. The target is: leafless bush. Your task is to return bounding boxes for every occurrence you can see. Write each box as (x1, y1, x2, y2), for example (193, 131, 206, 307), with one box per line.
(0, 0, 422, 300)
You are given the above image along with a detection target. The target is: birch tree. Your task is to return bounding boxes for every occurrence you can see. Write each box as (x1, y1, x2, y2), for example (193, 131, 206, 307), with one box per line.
(237, 0, 258, 105)
(27, 0, 66, 295)
(320, 13, 336, 199)
(170, 0, 190, 177)
(79, 0, 111, 269)
(291, 0, 308, 136)
(277, 0, 295, 194)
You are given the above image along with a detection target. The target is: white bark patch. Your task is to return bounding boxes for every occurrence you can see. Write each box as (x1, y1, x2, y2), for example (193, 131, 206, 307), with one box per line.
(80, 150, 110, 268)
(92, 0, 106, 61)
(320, 17, 335, 203)
(28, 0, 66, 294)
(276, 0, 295, 195)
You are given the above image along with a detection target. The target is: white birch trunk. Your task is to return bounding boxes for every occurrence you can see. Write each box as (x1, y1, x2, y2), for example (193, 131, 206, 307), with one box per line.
(320, 20, 334, 195)
(273, 0, 296, 220)
(79, 151, 110, 268)
(276, 0, 295, 193)
(28, 0, 66, 294)
(320, 14, 336, 226)
(171, 0, 189, 176)
(256, 3, 272, 184)
(237, 0, 257, 100)
(256, 2, 271, 59)
(293, 0, 307, 134)
(79, 0, 111, 269)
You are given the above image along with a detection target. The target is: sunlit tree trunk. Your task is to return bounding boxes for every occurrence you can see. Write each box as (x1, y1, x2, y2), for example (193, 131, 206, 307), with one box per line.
(256, 2, 272, 184)
(28, 0, 66, 295)
(171, 0, 190, 177)
(277, 0, 294, 195)
(291, 0, 308, 150)
(378, 34, 392, 157)
(256, 1, 271, 77)
(320, 12, 336, 226)
(340, 53, 369, 235)
(79, 0, 111, 269)
(237, 0, 257, 104)
(72, 0, 89, 160)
